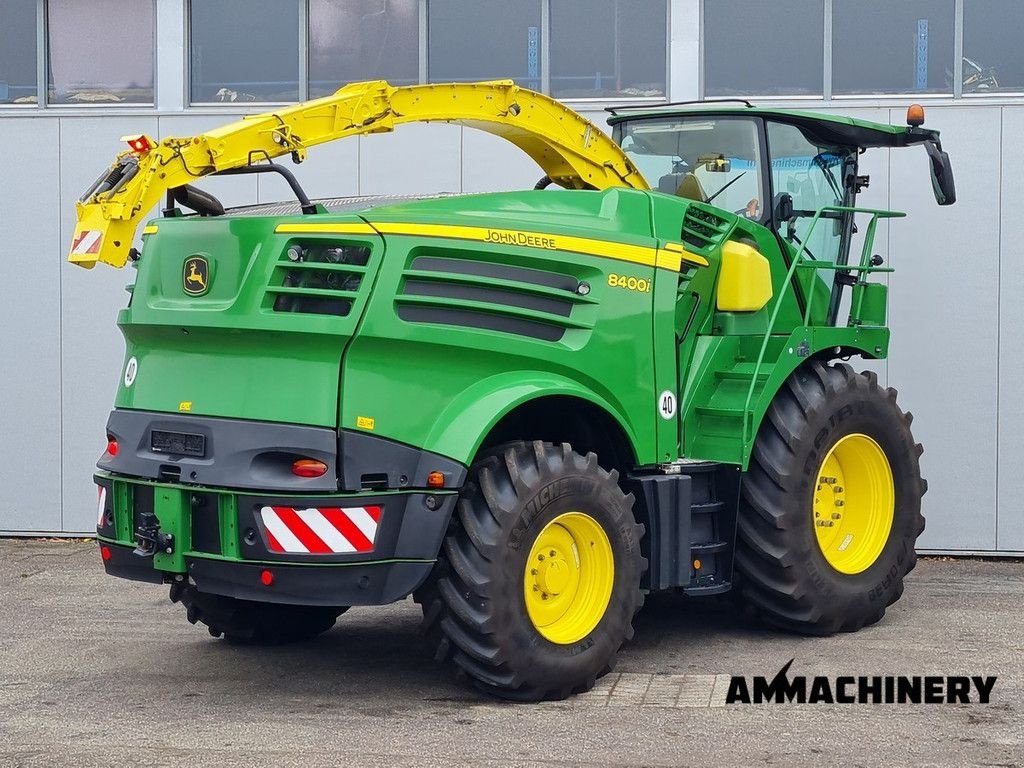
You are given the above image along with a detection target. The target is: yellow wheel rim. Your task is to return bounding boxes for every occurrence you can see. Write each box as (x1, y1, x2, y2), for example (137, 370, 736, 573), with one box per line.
(813, 433, 895, 575)
(523, 512, 615, 645)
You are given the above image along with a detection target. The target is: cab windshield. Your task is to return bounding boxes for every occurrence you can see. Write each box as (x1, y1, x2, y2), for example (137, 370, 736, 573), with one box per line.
(618, 116, 764, 221)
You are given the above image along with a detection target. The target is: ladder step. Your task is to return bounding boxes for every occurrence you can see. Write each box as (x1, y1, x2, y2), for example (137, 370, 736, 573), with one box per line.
(691, 541, 729, 555)
(683, 580, 732, 596)
(690, 501, 725, 515)
(715, 367, 771, 381)
(694, 405, 744, 418)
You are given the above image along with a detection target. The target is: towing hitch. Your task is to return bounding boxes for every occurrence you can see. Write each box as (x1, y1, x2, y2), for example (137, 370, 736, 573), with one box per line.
(133, 510, 174, 556)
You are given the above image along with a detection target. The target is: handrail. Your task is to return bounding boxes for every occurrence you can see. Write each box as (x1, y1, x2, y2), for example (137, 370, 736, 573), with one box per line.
(740, 205, 905, 456)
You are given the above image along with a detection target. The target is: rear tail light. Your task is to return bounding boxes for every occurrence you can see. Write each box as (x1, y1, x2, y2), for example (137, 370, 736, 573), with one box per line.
(260, 569, 274, 586)
(100, 545, 112, 561)
(292, 458, 328, 478)
(105, 439, 119, 457)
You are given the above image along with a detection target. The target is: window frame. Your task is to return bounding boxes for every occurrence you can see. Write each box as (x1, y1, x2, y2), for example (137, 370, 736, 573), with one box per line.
(186, 0, 304, 107)
(0, 0, 158, 109)
(185, 0, 672, 107)
(699, 0, 1024, 102)
(547, 0, 671, 104)
(700, 0, 827, 101)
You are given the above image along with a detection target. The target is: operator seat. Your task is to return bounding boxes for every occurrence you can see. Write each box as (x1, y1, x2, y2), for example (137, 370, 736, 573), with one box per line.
(658, 171, 707, 202)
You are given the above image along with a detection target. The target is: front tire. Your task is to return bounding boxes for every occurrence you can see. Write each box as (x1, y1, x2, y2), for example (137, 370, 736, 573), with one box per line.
(416, 441, 645, 701)
(735, 361, 926, 635)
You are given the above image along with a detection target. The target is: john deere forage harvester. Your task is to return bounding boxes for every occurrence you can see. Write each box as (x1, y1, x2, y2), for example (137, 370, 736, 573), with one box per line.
(71, 81, 955, 700)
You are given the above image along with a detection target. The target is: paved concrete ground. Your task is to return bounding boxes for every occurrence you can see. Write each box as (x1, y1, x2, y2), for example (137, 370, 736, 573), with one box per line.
(0, 540, 1021, 767)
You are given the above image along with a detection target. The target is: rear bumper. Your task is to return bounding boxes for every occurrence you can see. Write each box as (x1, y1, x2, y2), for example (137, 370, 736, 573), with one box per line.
(95, 472, 455, 605)
(99, 540, 433, 605)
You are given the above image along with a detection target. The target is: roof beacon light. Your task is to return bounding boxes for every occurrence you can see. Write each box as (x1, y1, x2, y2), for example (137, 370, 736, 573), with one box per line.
(122, 134, 156, 154)
(906, 104, 925, 128)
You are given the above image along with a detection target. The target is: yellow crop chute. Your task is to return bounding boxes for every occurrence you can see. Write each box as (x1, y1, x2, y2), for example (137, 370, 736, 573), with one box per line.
(68, 79, 650, 269)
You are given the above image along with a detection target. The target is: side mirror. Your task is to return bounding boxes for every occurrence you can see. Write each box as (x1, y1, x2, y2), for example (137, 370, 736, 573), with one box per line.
(773, 192, 794, 223)
(925, 140, 956, 206)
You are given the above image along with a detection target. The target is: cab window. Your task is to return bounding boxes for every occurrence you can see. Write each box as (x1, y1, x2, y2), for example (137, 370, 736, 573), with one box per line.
(766, 121, 849, 264)
(620, 117, 765, 222)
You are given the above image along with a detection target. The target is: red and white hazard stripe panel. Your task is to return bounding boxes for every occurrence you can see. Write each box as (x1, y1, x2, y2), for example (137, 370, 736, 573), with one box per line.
(259, 505, 381, 554)
(71, 230, 103, 256)
(96, 486, 108, 527)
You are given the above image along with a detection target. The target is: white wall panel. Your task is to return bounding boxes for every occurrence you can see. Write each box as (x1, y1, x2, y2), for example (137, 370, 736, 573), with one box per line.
(359, 123, 462, 196)
(888, 107, 1000, 551)
(997, 107, 1024, 551)
(461, 129, 547, 194)
(0, 118, 63, 531)
(0, 95, 1018, 551)
(59, 117, 160, 532)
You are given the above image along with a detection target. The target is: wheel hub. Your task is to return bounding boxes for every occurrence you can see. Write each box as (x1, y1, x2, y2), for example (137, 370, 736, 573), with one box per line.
(813, 433, 895, 575)
(523, 512, 615, 644)
(534, 551, 571, 596)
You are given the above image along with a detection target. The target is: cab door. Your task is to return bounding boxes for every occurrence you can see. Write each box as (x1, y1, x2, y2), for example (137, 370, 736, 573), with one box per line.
(765, 120, 856, 324)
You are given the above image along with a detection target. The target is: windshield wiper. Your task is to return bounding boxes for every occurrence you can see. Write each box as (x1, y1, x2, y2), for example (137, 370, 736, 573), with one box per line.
(813, 154, 844, 203)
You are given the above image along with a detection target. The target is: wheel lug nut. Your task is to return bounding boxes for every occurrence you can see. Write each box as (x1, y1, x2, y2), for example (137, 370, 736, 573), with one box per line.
(531, 568, 538, 575)
(549, 550, 556, 557)
(835, 500, 845, 507)
(538, 554, 545, 561)
(541, 593, 549, 600)
(533, 585, 540, 591)
(834, 486, 844, 493)
(832, 512, 841, 520)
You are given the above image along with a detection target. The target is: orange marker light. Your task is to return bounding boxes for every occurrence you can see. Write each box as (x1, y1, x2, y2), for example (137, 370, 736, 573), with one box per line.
(260, 569, 274, 586)
(292, 458, 328, 478)
(907, 104, 925, 127)
(427, 471, 445, 488)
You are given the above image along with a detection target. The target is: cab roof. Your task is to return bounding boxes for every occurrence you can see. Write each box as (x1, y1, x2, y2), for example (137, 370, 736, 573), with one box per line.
(605, 103, 941, 150)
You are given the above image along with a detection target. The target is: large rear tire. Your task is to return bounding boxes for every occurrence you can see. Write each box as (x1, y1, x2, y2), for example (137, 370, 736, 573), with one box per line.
(735, 361, 926, 635)
(415, 441, 645, 701)
(169, 584, 346, 645)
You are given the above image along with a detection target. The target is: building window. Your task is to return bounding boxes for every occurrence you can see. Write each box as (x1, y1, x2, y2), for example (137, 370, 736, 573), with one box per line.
(427, 0, 542, 90)
(550, 0, 666, 99)
(963, 0, 1024, 93)
(0, 0, 37, 104)
(833, 0, 955, 95)
(703, 0, 824, 97)
(47, 0, 154, 104)
(309, 0, 419, 98)
(190, 0, 301, 103)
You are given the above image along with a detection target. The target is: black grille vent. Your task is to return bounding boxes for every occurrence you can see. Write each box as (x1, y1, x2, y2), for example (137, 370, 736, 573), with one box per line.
(681, 204, 730, 253)
(395, 255, 594, 342)
(267, 242, 370, 317)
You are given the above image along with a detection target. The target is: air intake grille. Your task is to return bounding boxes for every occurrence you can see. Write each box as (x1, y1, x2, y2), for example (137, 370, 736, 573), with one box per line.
(395, 255, 595, 342)
(681, 204, 731, 254)
(267, 242, 370, 317)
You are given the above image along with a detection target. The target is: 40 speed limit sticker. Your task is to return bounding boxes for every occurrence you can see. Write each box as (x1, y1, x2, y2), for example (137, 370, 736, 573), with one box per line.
(658, 390, 677, 420)
(608, 273, 652, 293)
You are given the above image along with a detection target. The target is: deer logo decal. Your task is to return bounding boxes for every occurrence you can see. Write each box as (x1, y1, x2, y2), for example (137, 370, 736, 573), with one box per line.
(183, 256, 210, 296)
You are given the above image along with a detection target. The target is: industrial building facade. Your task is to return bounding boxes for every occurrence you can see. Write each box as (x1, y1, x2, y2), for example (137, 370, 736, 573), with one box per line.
(1, 0, 1021, 554)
